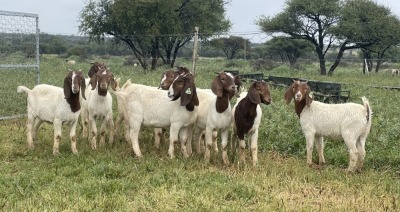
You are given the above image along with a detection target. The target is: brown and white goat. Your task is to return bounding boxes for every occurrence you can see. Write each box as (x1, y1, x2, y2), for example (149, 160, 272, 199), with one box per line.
(17, 70, 86, 154)
(284, 80, 372, 172)
(88, 61, 107, 78)
(115, 73, 199, 159)
(232, 80, 272, 166)
(82, 68, 117, 149)
(192, 72, 238, 165)
(158, 66, 191, 90)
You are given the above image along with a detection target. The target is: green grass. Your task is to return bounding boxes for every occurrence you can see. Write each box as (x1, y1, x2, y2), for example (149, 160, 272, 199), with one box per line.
(1, 56, 400, 211)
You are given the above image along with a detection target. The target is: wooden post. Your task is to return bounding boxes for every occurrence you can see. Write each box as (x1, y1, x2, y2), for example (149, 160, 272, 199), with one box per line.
(192, 27, 199, 76)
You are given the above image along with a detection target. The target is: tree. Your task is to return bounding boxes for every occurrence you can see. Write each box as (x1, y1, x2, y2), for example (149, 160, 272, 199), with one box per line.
(208, 36, 249, 60)
(79, 0, 230, 71)
(329, 0, 400, 75)
(257, 0, 400, 76)
(257, 0, 341, 75)
(263, 37, 313, 66)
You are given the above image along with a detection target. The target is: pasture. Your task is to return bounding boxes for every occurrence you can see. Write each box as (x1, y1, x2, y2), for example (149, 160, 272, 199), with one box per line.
(1, 55, 400, 211)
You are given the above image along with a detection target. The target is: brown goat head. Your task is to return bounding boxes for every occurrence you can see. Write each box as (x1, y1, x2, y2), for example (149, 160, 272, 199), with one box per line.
(89, 68, 116, 96)
(88, 62, 107, 78)
(64, 69, 86, 100)
(211, 72, 237, 97)
(159, 66, 191, 90)
(168, 73, 199, 111)
(248, 80, 272, 105)
(284, 80, 313, 107)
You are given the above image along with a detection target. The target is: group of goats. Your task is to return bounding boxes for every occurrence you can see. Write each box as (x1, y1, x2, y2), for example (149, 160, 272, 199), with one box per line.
(17, 62, 372, 172)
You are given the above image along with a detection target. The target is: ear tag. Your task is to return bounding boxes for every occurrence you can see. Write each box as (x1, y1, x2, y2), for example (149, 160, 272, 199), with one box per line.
(185, 88, 192, 94)
(309, 92, 313, 98)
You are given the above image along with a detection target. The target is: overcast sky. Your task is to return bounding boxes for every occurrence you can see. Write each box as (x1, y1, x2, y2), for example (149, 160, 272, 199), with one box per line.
(2, 0, 400, 42)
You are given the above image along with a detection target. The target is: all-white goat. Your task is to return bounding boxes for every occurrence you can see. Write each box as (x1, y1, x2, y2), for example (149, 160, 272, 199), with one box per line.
(284, 80, 372, 172)
(115, 73, 199, 159)
(66, 60, 76, 65)
(191, 72, 238, 165)
(81, 67, 117, 149)
(17, 70, 86, 154)
(232, 80, 272, 166)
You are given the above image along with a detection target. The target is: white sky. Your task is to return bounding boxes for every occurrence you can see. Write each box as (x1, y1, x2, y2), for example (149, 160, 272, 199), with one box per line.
(2, 0, 400, 42)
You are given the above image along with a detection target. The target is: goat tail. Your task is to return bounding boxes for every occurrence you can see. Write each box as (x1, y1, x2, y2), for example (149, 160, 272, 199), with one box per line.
(17, 86, 31, 94)
(361, 96, 372, 123)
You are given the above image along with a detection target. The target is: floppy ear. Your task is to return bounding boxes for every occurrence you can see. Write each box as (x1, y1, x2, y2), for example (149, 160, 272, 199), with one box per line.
(180, 79, 194, 106)
(110, 74, 117, 91)
(305, 87, 313, 107)
(284, 84, 294, 104)
(211, 75, 223, 97)
(80, 77, 86, 100)
(89, 73, 98, 90)
(63, 75, 71, 99)
(248, 86, 261, 104)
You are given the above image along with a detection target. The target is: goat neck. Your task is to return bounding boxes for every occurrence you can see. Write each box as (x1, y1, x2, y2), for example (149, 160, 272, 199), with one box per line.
(234, 96, 257, 139)
(215, 92, 231, 113)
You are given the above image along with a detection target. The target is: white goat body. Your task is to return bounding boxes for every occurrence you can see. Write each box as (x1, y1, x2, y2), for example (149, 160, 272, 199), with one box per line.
(285, 80, 372, 172)
(116, 81, 198, 159)
(17, 71, 86, 154)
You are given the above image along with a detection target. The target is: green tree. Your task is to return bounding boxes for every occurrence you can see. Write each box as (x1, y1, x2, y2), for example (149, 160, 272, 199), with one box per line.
(208, 36, 250, 60)
(329, 0, 400, 75)
(257, 0, 400, 76)
(79, 0, 230, 71)
(257, 0, 340, 75)
(263, 37, 313, 66)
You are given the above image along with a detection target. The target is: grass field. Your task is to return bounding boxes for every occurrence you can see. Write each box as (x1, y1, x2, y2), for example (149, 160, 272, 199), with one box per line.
(1, 55, 399, 211)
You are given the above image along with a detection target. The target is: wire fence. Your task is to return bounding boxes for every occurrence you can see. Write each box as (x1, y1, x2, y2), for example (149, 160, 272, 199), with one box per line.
(0, 10, 40, 121)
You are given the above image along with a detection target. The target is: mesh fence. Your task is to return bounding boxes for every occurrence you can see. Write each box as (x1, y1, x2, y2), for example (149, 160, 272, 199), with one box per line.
(0, 10, 40, 120)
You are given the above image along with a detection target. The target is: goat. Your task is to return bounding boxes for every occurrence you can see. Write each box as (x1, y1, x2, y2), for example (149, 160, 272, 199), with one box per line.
(153, 66, 192, 148)
(189, 72, 243, 155)
(232, 80, 272, 166)
(191, 72, 237, 165)
(66, 60, 76, 65)
(284, 80, 372, 172)
(17, 70, 86, 154)
(83, 67, 117, 149)
(114, 78, 133, 142)
(80, 62, 108, 137)
(88, 62, 107, 78)
(115, 73, 199, 159)
(158, 66, 191, 90)
(391, 69, 400, 76)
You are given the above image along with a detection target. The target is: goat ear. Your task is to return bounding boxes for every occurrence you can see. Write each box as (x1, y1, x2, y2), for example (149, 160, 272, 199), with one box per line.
(306, 88, 313, 107)
(89, 73, 97, 90)
(248, 86, 261, 104)
(63, 75, 71, 99)
(81, 77, 86, 100)
(110, 75, 117, 91)
(211, 76, 223, 97)
(284, 85, 294, 104)
(180, 81, 195, 106)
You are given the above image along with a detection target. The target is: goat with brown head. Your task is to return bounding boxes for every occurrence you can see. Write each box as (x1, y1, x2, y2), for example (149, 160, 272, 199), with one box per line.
(88, 62, 107, 78)
(64, 69, 86, 112)
(159, 66, 191, 90)
(89, 68, 117, 96)
(168, 73, 199, 111)
(232, 80, 272, 166)
(284, 80, 313, 117)
(211, 72, 237, 113)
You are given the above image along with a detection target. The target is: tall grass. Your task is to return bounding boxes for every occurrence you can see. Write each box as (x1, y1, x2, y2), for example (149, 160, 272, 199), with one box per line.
(0, 56, 399, 211)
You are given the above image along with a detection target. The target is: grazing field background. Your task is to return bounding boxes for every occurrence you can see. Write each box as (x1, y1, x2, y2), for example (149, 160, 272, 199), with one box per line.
(1, 54, 400, 211)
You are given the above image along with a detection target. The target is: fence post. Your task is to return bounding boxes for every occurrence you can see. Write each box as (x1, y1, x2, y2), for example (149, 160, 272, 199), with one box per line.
(192, 27, 199, 76)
